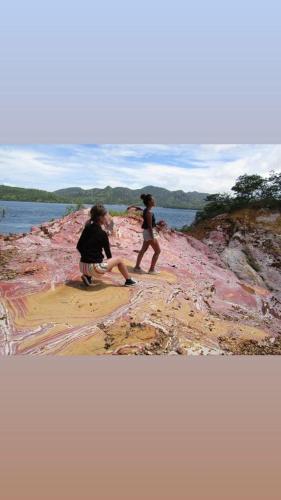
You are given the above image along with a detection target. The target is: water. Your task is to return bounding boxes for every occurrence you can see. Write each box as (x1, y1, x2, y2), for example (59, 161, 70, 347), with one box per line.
(0, 200, 197, 234)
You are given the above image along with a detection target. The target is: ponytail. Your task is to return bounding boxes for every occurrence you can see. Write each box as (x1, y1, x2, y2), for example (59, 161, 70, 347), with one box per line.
(140, 193, 153, 207)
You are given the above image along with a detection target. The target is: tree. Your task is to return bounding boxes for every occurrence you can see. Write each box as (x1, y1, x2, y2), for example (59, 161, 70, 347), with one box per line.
(195, 193, 233, 222)
(231, 174, 265, 200)
(263, 171, 281, 200)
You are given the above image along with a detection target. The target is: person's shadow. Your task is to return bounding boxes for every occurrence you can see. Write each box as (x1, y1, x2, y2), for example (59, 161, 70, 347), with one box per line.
(126, 265, 143, 274)
(65, 279, 120, 292)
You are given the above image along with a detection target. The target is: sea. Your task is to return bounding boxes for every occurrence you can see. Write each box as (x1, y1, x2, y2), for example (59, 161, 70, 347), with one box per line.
(0, 200, 197, 235)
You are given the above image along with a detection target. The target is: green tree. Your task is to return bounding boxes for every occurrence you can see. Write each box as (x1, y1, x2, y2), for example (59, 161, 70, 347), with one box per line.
(195, 193, 232, 222)
(231, 174, 265, 200)
(180, 172, 281, 230)
(263, 171, 281, 200)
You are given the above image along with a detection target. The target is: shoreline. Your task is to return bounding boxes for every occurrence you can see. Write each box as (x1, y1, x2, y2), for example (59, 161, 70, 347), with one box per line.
(0, 201, 198, 236)
(0, 199, 200, 211)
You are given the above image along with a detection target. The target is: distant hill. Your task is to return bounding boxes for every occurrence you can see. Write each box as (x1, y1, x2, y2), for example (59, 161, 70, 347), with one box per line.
(54, 185, 209, 209)
(0, 184, 209, 209)
(0, 185, 67, 203)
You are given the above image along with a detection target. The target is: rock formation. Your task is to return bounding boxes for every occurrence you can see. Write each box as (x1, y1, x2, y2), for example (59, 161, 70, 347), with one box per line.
(1, 207, 281, 355)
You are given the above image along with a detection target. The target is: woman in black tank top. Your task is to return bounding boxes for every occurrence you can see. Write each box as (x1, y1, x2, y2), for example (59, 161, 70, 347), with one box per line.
(134, 194, 161, 275)
(142, 207, 156, 229)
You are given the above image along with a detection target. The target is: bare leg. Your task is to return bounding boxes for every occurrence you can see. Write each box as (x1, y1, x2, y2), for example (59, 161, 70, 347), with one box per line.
(106, 257, 130, 280)
(149, 239, 161, 272)
(135, 240, 150, 269)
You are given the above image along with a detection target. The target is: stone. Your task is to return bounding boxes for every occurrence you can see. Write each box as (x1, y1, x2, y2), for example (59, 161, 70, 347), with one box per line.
(0, 207, 280, 355)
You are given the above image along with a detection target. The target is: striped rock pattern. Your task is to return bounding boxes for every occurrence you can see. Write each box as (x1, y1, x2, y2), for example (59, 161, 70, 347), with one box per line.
(1, 208, 280, 355)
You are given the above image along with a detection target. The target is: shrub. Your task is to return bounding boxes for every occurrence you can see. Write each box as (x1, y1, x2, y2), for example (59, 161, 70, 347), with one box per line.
(108, 210, 127, 217)
(192, 172, 281, 224)
(64, 203, 85, 216)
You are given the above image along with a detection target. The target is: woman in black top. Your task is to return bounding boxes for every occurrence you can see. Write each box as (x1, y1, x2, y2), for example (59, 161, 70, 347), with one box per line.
(134, 194, 161, 275)
(77, 204, 136, 287)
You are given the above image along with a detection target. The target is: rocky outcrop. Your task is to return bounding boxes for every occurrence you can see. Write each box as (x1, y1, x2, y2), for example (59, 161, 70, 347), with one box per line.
(189, 208, 281, 301)
(0, 208, 281, 356)
(126, 205, 143, 214)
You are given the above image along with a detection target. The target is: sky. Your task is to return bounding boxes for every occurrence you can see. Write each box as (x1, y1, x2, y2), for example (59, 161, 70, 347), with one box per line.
(0, 144, 280, 194)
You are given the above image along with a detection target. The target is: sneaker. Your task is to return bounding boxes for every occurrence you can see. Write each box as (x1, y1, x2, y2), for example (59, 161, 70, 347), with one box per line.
(124, 278, 137, 287)
(133, 267, 145, 274)
(82, 274, 92, 287)
(148, 270, 160, 275)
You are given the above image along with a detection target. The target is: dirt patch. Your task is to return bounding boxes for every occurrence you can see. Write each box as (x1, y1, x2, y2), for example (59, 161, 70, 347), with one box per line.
(218, 335, 281, 355)
(0, 248, 19, 280)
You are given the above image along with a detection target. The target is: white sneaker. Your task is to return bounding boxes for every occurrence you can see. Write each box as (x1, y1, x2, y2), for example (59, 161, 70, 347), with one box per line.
(148, 270, 160, 275)
(133, 267, 145, 274)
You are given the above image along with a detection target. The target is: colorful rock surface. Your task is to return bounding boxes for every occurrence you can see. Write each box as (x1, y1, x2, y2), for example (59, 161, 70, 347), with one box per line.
(0, 208, 280, 355)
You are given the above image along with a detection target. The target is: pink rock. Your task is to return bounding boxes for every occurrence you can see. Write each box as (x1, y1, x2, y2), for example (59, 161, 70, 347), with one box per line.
(127, 205, 143, 213)
(1, 208, 280, 355)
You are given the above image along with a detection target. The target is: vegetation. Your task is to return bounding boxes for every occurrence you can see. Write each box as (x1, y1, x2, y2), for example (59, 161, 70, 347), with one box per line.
(54, 185, 208, 209)
(192, 172, 281, 224)
(175, 224, 193, 233)
(0, 184, 208, 210)
(64, 203, 85, 216)
(0, 185, 68, 203)
(108, 209, 127, 217)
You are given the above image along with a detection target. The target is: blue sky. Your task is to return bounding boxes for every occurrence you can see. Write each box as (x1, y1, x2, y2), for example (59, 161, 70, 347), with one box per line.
(0, 144, 280, 194)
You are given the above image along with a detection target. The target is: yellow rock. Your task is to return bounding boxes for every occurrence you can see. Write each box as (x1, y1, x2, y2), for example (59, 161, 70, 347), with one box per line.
(11, 281, 130, 353)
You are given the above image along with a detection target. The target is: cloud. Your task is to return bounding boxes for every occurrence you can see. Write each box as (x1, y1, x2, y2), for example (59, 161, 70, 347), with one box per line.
(0, 146, 71, 190)
(0, 144, 280, 193)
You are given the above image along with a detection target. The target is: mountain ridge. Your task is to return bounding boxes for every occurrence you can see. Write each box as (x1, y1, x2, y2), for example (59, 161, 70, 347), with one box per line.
(53, 185, 209, 209)
(0, 184, 209, 209)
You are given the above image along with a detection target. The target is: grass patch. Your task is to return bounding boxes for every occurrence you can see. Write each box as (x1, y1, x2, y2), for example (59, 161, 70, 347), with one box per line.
(176, 224, 193, 233)
(108, 210, 127, 217)
(64, 203, 85, 216)
(108, 210, 142, 220)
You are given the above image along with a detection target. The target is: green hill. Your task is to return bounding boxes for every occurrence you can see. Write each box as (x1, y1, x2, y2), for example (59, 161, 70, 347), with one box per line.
(54, 185, 208, 209)
(0, 185, 67, 203)
(0, 184, 209, 209)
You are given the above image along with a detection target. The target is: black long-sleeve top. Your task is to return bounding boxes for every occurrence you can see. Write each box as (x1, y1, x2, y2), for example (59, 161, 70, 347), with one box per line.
(76, 222, 112, 263)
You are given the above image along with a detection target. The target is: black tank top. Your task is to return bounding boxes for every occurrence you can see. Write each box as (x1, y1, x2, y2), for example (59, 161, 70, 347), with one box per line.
(142, 208, 156, 229)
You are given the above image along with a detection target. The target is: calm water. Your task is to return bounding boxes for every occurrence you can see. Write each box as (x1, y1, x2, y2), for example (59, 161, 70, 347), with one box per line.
(0, 200, 197, 235)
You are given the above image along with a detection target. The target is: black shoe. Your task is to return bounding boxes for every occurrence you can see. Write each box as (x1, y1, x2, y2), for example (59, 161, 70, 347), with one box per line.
(124, 278, 137, 287)
(82, 275, 92, 287)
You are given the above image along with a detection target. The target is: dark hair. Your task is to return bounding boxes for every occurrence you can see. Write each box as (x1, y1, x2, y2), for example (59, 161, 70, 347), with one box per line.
(90, 204, 107, 223)
(140, 193, 153, 207)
